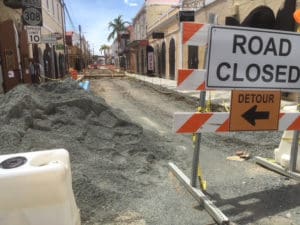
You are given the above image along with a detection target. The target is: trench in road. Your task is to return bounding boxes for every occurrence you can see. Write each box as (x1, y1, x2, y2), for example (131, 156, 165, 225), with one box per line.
(90, 76, 300, 225)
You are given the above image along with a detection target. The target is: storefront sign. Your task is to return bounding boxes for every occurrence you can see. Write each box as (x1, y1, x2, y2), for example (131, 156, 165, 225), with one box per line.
(148, 52, 154, 71)
(41, 35, 57, 44)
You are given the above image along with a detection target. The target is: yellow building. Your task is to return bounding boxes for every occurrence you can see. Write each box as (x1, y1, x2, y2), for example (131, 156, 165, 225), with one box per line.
(144, 0, 297, 81)
(130, 0, 181, 76)
(34, 0, 66, 79)
(0, 0, 66, 93)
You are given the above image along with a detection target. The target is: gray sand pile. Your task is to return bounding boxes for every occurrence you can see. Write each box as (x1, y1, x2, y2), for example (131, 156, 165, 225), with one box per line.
(0, 79, 171, 224)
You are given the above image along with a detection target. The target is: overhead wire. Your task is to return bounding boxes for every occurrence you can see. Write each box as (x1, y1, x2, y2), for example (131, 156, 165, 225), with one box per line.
(63, 1, 77, 31)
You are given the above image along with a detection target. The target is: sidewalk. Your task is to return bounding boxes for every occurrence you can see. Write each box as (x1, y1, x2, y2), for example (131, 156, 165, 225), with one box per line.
(125, 72, 298, 112)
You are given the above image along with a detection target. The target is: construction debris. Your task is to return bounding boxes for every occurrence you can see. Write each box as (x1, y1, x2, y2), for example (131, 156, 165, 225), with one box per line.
(227, 151, 251, 161)
(0, 79, 170, 224)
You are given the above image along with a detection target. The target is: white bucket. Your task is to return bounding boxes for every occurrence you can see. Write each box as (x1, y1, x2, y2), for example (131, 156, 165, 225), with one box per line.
(274, 131, 300, 172)
(0, 149, 81, 225)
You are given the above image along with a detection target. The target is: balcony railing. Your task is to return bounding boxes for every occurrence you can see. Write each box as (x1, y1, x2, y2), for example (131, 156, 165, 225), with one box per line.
(147, 7, 179, 33)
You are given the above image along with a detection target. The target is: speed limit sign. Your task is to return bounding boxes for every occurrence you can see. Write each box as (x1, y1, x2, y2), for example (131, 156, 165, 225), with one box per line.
(26, 26, 41, 44)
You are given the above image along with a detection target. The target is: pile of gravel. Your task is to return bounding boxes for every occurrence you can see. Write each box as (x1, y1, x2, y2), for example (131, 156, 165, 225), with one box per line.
(0, 79, 170, 224)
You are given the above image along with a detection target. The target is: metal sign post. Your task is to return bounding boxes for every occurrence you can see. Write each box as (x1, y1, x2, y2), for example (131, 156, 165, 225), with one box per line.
(191, 91, 206, 187)
(169, 21, 229, 225)
(290, 95, 300, 172)
(290, 131, 299, 172)
(172, 23, 300, 225)
(201, 24, 300, 177)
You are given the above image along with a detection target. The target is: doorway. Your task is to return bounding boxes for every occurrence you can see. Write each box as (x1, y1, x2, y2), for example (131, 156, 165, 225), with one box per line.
(169, 39, 175, 80)
(161, 42, 166, 77)
(188, 46, 198, 69)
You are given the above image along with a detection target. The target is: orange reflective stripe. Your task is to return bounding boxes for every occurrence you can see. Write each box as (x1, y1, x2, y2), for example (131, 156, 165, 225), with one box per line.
(216, 119, 230, 132)
(196, 82, 206, 91)
(287, 115, 300, 130)
(177, 113, 212, 133)
(183, 23, 204, 44)
(178, 69, 193, 86)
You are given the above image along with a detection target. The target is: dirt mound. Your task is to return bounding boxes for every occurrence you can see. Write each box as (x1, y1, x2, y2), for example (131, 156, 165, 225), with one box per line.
(0, 79, 171, 224)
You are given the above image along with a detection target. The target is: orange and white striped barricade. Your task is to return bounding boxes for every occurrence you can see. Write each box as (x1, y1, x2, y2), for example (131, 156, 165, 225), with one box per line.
(173, 112, 230, 133)
(278, 112, 300, 131)
(182, 22, 210, 46)
(177, 69, 206, 91)
(174, 112, 300, 134)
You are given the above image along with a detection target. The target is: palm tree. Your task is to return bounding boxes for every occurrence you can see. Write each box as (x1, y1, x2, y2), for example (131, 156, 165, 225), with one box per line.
(107, 15, 130, 68)
(99, 44, 110, 64)
(107, 15, 129, 41)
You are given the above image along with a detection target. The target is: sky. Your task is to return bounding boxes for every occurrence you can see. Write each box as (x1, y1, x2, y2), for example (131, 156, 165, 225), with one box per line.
(64, 0, 145, 54)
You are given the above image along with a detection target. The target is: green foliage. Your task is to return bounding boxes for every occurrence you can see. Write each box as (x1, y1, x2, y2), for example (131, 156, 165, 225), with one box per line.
(107, 15, 130, 42)
(99, 44, 110, 56)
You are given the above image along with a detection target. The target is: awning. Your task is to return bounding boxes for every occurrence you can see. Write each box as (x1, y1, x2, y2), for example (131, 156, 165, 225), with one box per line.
(127, 40, 149, 48)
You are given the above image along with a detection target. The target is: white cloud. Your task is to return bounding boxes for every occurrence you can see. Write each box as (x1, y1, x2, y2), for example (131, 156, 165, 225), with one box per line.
(129, 3, 138, 6)
(124, 0, 138, 7)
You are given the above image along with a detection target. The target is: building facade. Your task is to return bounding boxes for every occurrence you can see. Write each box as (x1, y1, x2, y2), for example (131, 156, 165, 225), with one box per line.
(35, 0, 66, 80)
(128, 0, 298, 82)
(0, 0, 24, 92)
(129, 0, 181, 76)
(0, 0, 67, 93)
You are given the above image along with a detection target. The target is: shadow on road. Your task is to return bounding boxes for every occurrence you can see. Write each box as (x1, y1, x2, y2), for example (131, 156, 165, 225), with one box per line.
(209, 183, 300, 224)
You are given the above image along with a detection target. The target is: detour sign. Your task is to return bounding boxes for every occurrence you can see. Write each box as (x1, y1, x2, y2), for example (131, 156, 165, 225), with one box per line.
(230, 91, 281, 131)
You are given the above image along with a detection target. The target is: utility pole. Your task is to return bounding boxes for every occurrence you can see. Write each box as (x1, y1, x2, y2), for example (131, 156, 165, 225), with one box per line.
(79, 24, 82, 71)
(61, 0, 68, 75)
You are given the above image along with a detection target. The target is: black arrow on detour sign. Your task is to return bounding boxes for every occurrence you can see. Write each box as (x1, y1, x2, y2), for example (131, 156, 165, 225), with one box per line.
(242, 105, 270, 126)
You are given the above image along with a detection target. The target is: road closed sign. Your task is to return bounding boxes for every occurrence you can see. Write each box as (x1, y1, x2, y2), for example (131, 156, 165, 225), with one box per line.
(206, 25, 300, 91)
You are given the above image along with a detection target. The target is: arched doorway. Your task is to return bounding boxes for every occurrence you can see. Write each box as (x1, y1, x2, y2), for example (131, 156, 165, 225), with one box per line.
(43, 44, 52, 79)
(169, 38, 175, 80)
(188, 46, 198, 69)
(161, 42, 166, 77)
(136, 51, 139, 74)
(53, 47, 58, 78)
(147, 45, 154, 75)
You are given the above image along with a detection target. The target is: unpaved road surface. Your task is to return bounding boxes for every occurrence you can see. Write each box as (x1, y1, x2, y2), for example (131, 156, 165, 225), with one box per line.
(1, 69, 299, 225)
(90, 70, 300, 225)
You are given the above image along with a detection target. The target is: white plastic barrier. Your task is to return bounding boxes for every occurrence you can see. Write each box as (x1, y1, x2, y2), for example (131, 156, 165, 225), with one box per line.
(0, 149, 81, 225)
(274, 105, 300, 172)
(274, 130, 300, 172)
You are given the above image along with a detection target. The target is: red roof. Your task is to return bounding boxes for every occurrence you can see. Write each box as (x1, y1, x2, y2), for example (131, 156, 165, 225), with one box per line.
(66, 31, 74, 36)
